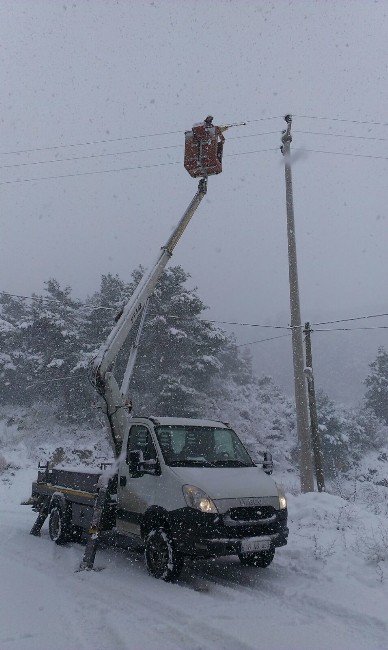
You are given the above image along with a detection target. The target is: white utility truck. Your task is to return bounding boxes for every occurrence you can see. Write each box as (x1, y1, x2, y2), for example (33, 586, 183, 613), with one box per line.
(27, 119, 288, 581)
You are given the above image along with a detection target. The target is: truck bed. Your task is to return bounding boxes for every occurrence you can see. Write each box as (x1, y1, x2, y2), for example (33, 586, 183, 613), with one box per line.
(37, 466, 103, 492)
(31, 465, 117, 532)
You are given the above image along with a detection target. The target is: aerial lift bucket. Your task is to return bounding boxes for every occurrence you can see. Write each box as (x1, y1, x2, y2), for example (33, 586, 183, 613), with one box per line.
(184, 118, 224, 178)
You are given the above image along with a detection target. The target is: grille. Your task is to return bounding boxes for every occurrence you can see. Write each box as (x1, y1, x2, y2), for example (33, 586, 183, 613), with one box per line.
(228, 506, 276, 522)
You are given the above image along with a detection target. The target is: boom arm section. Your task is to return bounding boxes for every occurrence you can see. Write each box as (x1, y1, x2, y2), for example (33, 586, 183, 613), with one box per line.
(93, 178, 207, 456)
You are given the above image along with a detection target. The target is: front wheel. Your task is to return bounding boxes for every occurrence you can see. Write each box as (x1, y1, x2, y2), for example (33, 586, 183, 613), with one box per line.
(145, 528, 183, 581)
(238, 547, 275, 568)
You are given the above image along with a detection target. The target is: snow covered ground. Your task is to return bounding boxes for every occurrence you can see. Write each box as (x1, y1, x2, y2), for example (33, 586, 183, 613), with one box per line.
(1, 465, 388, 650)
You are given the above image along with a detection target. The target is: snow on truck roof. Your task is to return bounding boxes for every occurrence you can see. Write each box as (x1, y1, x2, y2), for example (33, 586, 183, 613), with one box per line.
(147, 416, 229, 428)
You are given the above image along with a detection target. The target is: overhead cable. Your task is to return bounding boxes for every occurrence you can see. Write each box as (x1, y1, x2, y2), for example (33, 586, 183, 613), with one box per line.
(295, 148, 388, 162)
(0, 116, 282, 158)
(294, 114, 388, 128)
(295, 130, 388, 143)
(312, 312, 388, 326)
(3, 113, 388, 160)
(0, 147, 280, 185)
(313, 325, 388, 332)
(0, 133, 280, 171)
(0, 130, 182, 157)
(0, 160, 181, 186)
(2, 291, 388, 330)
(0, 144, 180, 170)
(236, 333, 291, 347)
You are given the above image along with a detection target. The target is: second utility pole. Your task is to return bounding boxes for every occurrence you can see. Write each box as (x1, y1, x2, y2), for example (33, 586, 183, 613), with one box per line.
(304, 322, 325, 492)
(281, 115, 314, 493)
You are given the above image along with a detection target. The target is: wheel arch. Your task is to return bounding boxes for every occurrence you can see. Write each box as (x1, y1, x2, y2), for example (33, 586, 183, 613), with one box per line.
(141, 506, 171, 540)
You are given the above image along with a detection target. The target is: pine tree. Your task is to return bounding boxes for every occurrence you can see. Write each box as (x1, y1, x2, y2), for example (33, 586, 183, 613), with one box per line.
(364, 347, 388, 424)
(0, 292, 31, 406)
(316, 389, 386, 475)
(0, 267, 253, 423)
(126, 266, 241, 416)
(0, 281, 85, 418)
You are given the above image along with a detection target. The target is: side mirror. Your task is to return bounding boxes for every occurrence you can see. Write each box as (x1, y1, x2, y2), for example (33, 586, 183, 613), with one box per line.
(141, 458, 160, 475)
(263, 452, 273, 475)
(128, 450, 160, 475)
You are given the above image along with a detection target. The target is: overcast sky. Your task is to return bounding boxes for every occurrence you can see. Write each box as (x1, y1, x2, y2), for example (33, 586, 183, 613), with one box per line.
(1, 0, 387, 403)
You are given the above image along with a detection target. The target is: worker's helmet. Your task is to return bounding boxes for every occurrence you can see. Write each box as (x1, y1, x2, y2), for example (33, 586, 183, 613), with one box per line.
(204, 115, 214, 124)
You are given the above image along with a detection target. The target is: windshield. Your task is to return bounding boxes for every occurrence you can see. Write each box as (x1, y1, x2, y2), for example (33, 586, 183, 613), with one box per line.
(155, 426, 255, 468)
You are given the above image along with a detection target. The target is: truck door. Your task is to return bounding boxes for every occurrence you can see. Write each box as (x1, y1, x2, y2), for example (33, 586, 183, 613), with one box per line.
(117, 424, 159, 538)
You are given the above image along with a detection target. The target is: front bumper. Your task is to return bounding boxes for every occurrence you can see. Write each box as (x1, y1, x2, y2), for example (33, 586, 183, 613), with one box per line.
(170, 507, 288, 558)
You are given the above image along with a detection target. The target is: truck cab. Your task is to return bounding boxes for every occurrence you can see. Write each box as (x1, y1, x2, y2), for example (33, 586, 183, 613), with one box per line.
(116, 416, 288, 580)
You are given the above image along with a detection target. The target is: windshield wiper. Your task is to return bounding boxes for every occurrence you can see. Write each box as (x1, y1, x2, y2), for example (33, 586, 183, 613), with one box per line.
(169, 460, 216, 467)
(212, 459, 254, 467)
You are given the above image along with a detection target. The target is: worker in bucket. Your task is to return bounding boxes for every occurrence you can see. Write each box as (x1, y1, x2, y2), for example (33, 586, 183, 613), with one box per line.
(204, 115, 226, 162)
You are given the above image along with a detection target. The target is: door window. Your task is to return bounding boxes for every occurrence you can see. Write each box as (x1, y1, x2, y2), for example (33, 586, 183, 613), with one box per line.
(126, 425, 156, 464)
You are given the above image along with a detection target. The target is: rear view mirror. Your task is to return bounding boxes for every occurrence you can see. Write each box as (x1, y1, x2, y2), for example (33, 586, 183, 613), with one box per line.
(128, 450, 159, 475)
(263, 452, 273, 475)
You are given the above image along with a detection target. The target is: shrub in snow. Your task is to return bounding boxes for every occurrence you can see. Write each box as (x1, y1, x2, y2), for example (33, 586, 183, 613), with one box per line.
(355, 523, 388, 565)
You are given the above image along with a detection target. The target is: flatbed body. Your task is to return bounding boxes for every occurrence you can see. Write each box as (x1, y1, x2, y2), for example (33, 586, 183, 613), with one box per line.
(31, 466, 117, 534)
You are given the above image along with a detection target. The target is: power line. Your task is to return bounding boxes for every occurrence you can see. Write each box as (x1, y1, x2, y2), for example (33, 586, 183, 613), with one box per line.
(295, 130, 388, 143)
(0, 130, 183, 157)
(314, 326, 388, 332)
(2, 291, 388, 330)
(0, 116, 282, 158)
(177, 317, 289, 330)
(4, 142, 388, 187)
(236, 333, 291, 347)
(0, 144, 180, 171)
(2, 113, 388, 161)
(313, 312, 388, 326)
(295, 148, 388, 162)
(294, 114, 388, 128)
(238, 325, 388, 349)
(0, 147, 280, 185)
(0, 132, 280, 172)
(0, 159, 181, 186)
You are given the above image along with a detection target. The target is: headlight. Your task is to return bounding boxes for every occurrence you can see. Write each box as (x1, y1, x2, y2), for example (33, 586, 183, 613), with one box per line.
(278, 486, 287, 510)
(182, 485, 218, 514)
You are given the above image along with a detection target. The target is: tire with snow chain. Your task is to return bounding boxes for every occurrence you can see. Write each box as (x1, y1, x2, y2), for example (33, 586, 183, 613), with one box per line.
(145, 527, 183, 581)
(48, 503, 71, 545)
(238, 547, 275, 568)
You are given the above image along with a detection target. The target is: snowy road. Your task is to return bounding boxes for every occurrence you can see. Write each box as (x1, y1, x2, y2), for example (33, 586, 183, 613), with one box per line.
(1, 470, 388, 650)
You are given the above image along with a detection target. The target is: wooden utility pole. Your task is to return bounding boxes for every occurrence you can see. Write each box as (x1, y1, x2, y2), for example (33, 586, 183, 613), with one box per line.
(281, 115, 314, 493)
(304, 322, 325, 492)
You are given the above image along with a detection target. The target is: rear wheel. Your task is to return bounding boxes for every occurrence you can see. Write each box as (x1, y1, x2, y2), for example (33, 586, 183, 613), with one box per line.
(48, 503, 71, 545)
(145, 527, 183, 581)
(238, 547, 275, 568)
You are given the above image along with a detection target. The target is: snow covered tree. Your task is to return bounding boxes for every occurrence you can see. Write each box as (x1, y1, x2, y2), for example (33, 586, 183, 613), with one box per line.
(316, 390, 386, 476)
(364, 347, 388, 424)
(123, 266, 246, 416)
(0, 267, 260, 423)
(0, 282, 85, 418)
(316, 391, 350, 475)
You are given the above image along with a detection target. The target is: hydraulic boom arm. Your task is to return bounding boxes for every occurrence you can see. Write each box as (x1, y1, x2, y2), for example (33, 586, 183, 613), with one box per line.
(93, 178, 207, 456)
